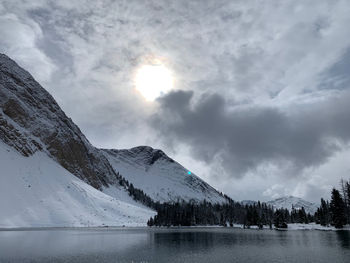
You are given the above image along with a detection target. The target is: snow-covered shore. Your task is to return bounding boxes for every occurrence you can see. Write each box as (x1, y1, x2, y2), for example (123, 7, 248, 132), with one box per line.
(181, 223, 350, 231)
(286, 223, 350, 231)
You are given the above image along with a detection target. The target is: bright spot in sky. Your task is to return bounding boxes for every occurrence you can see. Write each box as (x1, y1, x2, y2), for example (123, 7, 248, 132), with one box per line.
(135, 63, 174, 101)
(187, 171, 191, 175)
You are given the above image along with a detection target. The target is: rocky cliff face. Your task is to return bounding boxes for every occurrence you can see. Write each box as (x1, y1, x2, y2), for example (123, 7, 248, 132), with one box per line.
(0, 53, 117, 189)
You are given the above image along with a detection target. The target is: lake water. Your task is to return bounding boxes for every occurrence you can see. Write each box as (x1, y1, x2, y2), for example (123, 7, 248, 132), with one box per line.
(0, 227, 349, 262)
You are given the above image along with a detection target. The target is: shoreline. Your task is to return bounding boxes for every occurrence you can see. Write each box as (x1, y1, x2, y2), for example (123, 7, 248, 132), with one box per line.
(1, 223, 349, 232)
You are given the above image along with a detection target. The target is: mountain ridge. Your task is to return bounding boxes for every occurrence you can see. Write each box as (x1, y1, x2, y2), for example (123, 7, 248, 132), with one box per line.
(0, 52, 228, 227)
(267, 196, 319, 214)
(241, 196, 319, 215)
(101, 146, 228, 203)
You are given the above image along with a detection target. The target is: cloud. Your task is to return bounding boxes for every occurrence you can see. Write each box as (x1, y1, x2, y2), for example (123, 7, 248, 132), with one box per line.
(263, 184, 289, 200)
(153, 90, 350, 178)
(1, 0, 350, 201)
(0, 12, 56, 83)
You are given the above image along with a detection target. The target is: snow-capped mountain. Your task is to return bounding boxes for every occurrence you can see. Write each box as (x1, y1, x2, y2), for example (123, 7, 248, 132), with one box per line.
(0, 141, 154, 228)
(267, 196, 319, 214)
(0, 53, 227, 227)
(102, 146, 227, 203)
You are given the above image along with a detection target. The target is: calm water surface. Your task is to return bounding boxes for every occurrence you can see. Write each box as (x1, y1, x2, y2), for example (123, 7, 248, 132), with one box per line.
(0, 227, 349, 262)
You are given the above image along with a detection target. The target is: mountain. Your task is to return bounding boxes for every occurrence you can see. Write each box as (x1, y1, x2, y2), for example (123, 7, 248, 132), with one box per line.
(267, 196, 319, 214)
(0, 53, 227, 227)
(0, 141, 154, 228)
(102, 146, 227, 203)
(0, 53, 119, 190)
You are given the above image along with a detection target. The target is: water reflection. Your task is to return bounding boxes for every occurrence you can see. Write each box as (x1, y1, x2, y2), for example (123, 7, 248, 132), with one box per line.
(0, 228, 349, 263)
(336, 231, 350, 248)
(0, 228, 148, 262)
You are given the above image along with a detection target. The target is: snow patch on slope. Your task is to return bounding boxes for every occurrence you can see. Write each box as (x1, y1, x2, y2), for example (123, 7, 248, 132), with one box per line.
(0, 142, 155, 228)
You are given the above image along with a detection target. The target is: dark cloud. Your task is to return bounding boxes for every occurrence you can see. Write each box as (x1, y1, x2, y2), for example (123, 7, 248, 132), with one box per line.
(153, 90, 350, 177)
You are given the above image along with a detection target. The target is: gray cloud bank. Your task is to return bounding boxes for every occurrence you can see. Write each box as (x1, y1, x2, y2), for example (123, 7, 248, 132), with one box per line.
(153, 90, 350, 178)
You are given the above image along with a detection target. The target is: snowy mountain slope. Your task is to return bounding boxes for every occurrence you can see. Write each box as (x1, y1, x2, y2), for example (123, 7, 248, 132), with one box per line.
(0, 142, 155, 228)
(101, 146, 228, 203)
(267, 196, 319, 214)
(0, 53, 118, 189)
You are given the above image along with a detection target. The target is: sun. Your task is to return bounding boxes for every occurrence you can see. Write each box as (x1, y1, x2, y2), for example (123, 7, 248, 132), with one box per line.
(135, 63, 174, 101)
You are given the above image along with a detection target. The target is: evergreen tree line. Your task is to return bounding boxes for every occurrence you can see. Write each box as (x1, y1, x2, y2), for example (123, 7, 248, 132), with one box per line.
(273, 207, 314, 228)
(315, 179, 350, 228)
(147, 201, 314, 228)
(147, 200, 273, 228)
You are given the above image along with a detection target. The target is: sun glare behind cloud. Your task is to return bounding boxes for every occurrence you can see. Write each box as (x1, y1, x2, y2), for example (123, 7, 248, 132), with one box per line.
(135, 63, 174, 101)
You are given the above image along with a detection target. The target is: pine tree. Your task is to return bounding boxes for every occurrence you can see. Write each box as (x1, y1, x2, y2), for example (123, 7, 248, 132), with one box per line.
(330, 188, 347, 228)
(340, 179, 350, 225)
(274, 209, 288, 228)
(147, 217, 154, 226)
(346, 181, 350, 224)
(316, 198, 331, 226)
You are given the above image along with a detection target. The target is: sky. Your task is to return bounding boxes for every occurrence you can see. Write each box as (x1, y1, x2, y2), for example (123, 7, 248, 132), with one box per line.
(1, 0, 350, 203)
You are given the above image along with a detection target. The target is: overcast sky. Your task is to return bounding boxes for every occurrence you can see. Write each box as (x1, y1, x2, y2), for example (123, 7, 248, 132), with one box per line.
(1, 0, 350, 203)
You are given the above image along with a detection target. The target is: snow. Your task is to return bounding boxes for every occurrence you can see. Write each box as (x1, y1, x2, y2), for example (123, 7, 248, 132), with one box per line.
(0, 142, 155, 228)
(102, 185, 151, 210)
(286, 223, 337, 231)
(102, 147, 227, 204)
(267, 196, 319, 214)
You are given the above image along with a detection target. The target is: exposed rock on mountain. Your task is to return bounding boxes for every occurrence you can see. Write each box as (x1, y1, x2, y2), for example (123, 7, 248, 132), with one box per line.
(0, 53, 118, 189)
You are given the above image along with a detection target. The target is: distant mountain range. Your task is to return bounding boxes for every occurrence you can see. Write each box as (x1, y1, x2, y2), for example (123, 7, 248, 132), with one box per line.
(242, 196, 319, 214)
(0, 54, 227, 228)
(267, 196, 319, 215)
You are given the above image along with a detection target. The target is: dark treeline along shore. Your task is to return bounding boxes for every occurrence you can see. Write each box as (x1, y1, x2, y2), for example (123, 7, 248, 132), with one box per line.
(147, 200, 313, 229)
(119, 168, 350, 229)
(145, 179, 350, 229)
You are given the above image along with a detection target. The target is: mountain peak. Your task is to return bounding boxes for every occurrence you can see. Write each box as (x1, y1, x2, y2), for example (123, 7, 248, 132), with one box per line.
(103, 145, 175, 167)
(267, 196, 318, 214)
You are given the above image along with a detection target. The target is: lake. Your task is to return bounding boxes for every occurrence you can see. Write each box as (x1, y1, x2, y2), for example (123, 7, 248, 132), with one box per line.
(0, 227, 349, 262)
